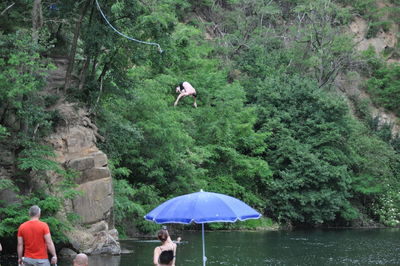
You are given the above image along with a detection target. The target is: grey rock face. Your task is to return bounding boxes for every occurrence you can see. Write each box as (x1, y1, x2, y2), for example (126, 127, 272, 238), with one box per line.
(45, 101, 120, 255)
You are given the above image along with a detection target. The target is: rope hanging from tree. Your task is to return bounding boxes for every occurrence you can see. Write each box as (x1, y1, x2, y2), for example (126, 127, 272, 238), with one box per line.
(95, 0, 163, 53)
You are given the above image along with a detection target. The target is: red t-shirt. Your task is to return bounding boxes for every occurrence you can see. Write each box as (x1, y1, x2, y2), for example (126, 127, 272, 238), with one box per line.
(17, 220, 50, 259)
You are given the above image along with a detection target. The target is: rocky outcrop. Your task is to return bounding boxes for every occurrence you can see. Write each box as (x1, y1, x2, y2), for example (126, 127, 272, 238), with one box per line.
(349, 0, 398, 60)
(345, 10, 400, 137)
(350, 16, 398, 55)
(336, 72, 400, 137)
(46, 101, 120, 255)
(64, 221, 120, 256)
(37, 54, 119, 255)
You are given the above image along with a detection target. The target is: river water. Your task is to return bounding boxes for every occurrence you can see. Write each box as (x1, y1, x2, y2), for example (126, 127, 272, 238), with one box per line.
(1, 228, 399, 265)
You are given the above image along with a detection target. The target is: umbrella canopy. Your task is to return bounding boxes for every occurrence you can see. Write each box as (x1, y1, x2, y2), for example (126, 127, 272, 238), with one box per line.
(144, 190, 261, 265)
(145, 190, 260, 224)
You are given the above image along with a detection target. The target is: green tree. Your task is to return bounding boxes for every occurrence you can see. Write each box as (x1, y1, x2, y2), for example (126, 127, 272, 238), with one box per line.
(251, 75, 356, 225)
(367, 63, 400, 116)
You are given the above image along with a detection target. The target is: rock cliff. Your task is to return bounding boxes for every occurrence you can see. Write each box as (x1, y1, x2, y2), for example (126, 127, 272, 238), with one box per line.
(344, 14, 400, 136)
(46, 101, 120, 255)
(42, 56, 120, 255)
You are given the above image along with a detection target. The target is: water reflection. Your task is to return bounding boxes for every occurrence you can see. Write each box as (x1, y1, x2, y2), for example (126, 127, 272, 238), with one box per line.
(57, 254, 121, 266)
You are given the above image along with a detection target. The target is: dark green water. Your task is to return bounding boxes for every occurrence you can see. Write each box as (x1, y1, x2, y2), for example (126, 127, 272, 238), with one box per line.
(2, 229, 399, 265)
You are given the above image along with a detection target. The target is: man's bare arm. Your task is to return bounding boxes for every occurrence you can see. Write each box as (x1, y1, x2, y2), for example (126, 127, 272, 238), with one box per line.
(17, 236, 24, 264)
(44, 233, 57, 264)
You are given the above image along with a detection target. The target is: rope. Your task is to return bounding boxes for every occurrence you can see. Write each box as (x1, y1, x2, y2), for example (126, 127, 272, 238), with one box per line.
(95, 0, 163, 53)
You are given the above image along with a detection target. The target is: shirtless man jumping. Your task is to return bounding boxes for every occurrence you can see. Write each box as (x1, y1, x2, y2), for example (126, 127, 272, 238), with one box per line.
(174, 81, 197, 108)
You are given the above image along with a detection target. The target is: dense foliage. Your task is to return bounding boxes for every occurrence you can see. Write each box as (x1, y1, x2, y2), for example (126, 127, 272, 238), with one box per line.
(1, 0, 400, 241)
(367, 61, 400, 116)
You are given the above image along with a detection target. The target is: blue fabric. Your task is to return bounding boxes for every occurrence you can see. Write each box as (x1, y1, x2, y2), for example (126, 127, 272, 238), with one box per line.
(144, 191, 261, 224)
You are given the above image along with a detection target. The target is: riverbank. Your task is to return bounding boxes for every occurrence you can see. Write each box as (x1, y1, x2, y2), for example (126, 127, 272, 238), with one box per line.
(118, 215, 400, 241)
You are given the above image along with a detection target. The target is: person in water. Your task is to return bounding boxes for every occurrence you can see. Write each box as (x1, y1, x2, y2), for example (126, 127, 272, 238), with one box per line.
(153, 229, 177, 266)
(174, 81, 197, 108)
(73, 253, 89, 266)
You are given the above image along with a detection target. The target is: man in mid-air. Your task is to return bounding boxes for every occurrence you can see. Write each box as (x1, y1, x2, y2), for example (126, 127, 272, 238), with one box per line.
(174, 81, 197, 108)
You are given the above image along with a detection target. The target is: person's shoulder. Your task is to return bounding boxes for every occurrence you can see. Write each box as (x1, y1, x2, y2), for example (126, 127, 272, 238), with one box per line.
(19, 220, 28, 226)
(30, 220, 50, 230)
(20, 219, 37, 227)
(38, 220, 50, 227)
(18, 220, 29, 230)
(18, 220, 35, 233)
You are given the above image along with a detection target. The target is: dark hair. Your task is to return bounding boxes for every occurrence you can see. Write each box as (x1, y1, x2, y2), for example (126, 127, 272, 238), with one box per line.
(157, 229, 169, 242)
(179, 82, 185, 92)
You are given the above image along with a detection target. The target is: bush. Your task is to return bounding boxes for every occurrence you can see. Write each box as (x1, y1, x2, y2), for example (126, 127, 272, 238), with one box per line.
(367, 63, 400, 116)
(372, 189, 400, 226)
(0, 194, 69, 243)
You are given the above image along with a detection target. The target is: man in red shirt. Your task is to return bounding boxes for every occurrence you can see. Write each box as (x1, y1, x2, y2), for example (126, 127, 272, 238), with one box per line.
(17, 205, 57, 266)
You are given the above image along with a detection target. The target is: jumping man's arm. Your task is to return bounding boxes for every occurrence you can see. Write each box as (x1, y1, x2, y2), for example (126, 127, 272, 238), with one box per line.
(174, 93, 186, 106)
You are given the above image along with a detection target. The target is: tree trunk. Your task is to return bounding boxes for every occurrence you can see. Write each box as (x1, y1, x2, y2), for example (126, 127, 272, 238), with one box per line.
(32, 0, 43, 43)
(19, 95, 29, 135)
(0, 101, 9, 125)
(97, 50, 117, 83)
(97, 61, 110, 83)
(78, 57, 91, 90)
(91, 55, 98, 77)
(64, 0, 91, 91)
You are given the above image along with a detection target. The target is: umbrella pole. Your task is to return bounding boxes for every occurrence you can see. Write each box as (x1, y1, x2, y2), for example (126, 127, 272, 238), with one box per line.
(202, 223, 206, 266)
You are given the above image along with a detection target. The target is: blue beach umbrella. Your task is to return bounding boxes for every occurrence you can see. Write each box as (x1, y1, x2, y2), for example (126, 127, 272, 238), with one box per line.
(144, 190, 261, 266)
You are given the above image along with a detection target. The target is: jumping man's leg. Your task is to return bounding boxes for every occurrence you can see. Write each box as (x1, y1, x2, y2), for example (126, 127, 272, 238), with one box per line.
(193, 96, 197, 108)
